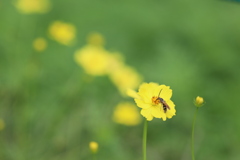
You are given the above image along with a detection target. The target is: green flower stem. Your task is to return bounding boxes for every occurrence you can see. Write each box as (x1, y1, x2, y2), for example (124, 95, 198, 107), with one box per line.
(143, 119, 148, 160)
(191, 107, 199, 160)
(92, 153, 96, 160)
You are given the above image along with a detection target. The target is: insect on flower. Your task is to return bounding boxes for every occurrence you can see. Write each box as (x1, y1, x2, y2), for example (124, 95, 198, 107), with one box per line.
(154, 89, 171, 113)
(128, 82, 176, 121)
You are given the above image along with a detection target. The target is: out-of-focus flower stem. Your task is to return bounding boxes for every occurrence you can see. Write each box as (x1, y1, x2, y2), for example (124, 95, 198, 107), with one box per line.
(92, 153, 96, 160)
(143, 119, 148, 160)
(191, 107, 199, 160)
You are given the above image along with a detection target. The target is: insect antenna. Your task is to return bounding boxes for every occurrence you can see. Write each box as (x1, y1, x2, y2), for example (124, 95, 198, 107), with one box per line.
(158, 89, 163, 97)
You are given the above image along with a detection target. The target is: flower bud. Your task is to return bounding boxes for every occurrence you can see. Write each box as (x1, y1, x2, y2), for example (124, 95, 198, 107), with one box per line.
(89, 141, 98, 154)
(33, 38, 47, 52)
(194, 96, 204, 107)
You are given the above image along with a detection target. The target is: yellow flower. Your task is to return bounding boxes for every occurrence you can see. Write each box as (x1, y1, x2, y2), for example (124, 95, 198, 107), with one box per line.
(74, 45, 110, 76)
(127, 88, 140, 99)
(194, 96, 204, 107)
(33, 37, 47, 52)
(89, 141, 98, 154)
(87, 32, 105, 46)
(106, 52, 125, 73)
(109, 65, 142, 96)
(14, 0, 51, 14)
(129, 82, 176, 121)
(0, 119, 5, 131)
(113, 102, 141, 126)
(49, 21, 76, 46)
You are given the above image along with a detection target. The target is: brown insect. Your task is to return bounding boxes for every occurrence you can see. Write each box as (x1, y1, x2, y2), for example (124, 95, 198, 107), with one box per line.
(157, 89, 170, 113)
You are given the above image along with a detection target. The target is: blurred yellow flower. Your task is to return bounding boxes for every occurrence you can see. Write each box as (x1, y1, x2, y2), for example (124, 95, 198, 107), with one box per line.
(129, 82, 176, 121)
(74, 45, 110, 76)
(14, 0, 51, 14)
(194, 96, 204, 107)
(109, 65, 142, 95)
(106, 52, 125, 73)
(33, 37, 47, 52)
(74, 32, 142, 94)
(87, 32, 105, 46)
(89, 141, 98, 154)
(49, 21, 76, 46)
(0, 119, 5, 131)
(113, 102, 141, 126)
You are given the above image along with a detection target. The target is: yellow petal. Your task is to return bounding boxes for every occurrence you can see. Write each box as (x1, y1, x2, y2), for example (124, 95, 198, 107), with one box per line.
(134, 99, 151, 109)
(162, 115, 167, 121)
(138, 83, 152, 101)
(138, 82, 158, 103)
(160, 85, 172, 100)
(166, 100, 175, 109)
(140, 109, 153, 121)
(153, 85, 164, 97)
(148, 82, 160, 96)
(141, 105, 167, 121)
(126, 89, 140, 99)
(165, 100, 176, 118)
(146, 115, 153, 121)
(151, 105, 164, 118)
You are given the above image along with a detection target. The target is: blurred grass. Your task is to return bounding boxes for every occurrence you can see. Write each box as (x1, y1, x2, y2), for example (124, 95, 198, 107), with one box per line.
(1, 0, 240, 160)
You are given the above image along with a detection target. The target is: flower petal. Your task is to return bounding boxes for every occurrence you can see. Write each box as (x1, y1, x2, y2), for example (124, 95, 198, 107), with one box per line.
(166, 109, 176, 119)
(165, 100, 176, 118)
(153, 85, 164, 97)
(146, 115, 153, 121)
(166, 100, 175, 109)
(157, 104, 167, 121)
(126, 89, 140, 99)
(140, 109, 153, 121)
(138, 82, 159, 103)
(162, 115, 167, 121)
(151, 105, 164, 118)
(134, 99, 151, 109)
(160, 85, 172, 100)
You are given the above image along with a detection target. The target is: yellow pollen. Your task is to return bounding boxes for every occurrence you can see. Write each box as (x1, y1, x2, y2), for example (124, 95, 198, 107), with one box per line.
(152, 96, 160, 105)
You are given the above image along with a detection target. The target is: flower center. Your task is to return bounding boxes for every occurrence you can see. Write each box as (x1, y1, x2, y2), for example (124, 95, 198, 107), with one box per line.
(152, 96, 161, 105)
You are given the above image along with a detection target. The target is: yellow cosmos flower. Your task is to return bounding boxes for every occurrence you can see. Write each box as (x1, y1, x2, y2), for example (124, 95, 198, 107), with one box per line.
(74, 45, 110, 76)
(74, 43, 125, 76)
(89, 141, 98, 154)
(109, 65, 142, 96)
(129, 82, 176, 121)
(14, 0, 51, 14)
(33, 37, 47, 52)
(87, 32, 105, 46)
(113, 102, 141, 126)
(106, 52, 125, 73)
(49, 21, 76, 46)
(194, 96, 204, 107)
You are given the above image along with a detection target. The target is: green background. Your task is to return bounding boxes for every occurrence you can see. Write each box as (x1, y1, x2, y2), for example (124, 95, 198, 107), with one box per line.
(1, 0, 240, 159)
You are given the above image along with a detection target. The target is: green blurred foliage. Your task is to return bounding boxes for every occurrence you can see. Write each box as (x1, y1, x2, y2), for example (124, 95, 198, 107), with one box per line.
(1, 0, 240, 160)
